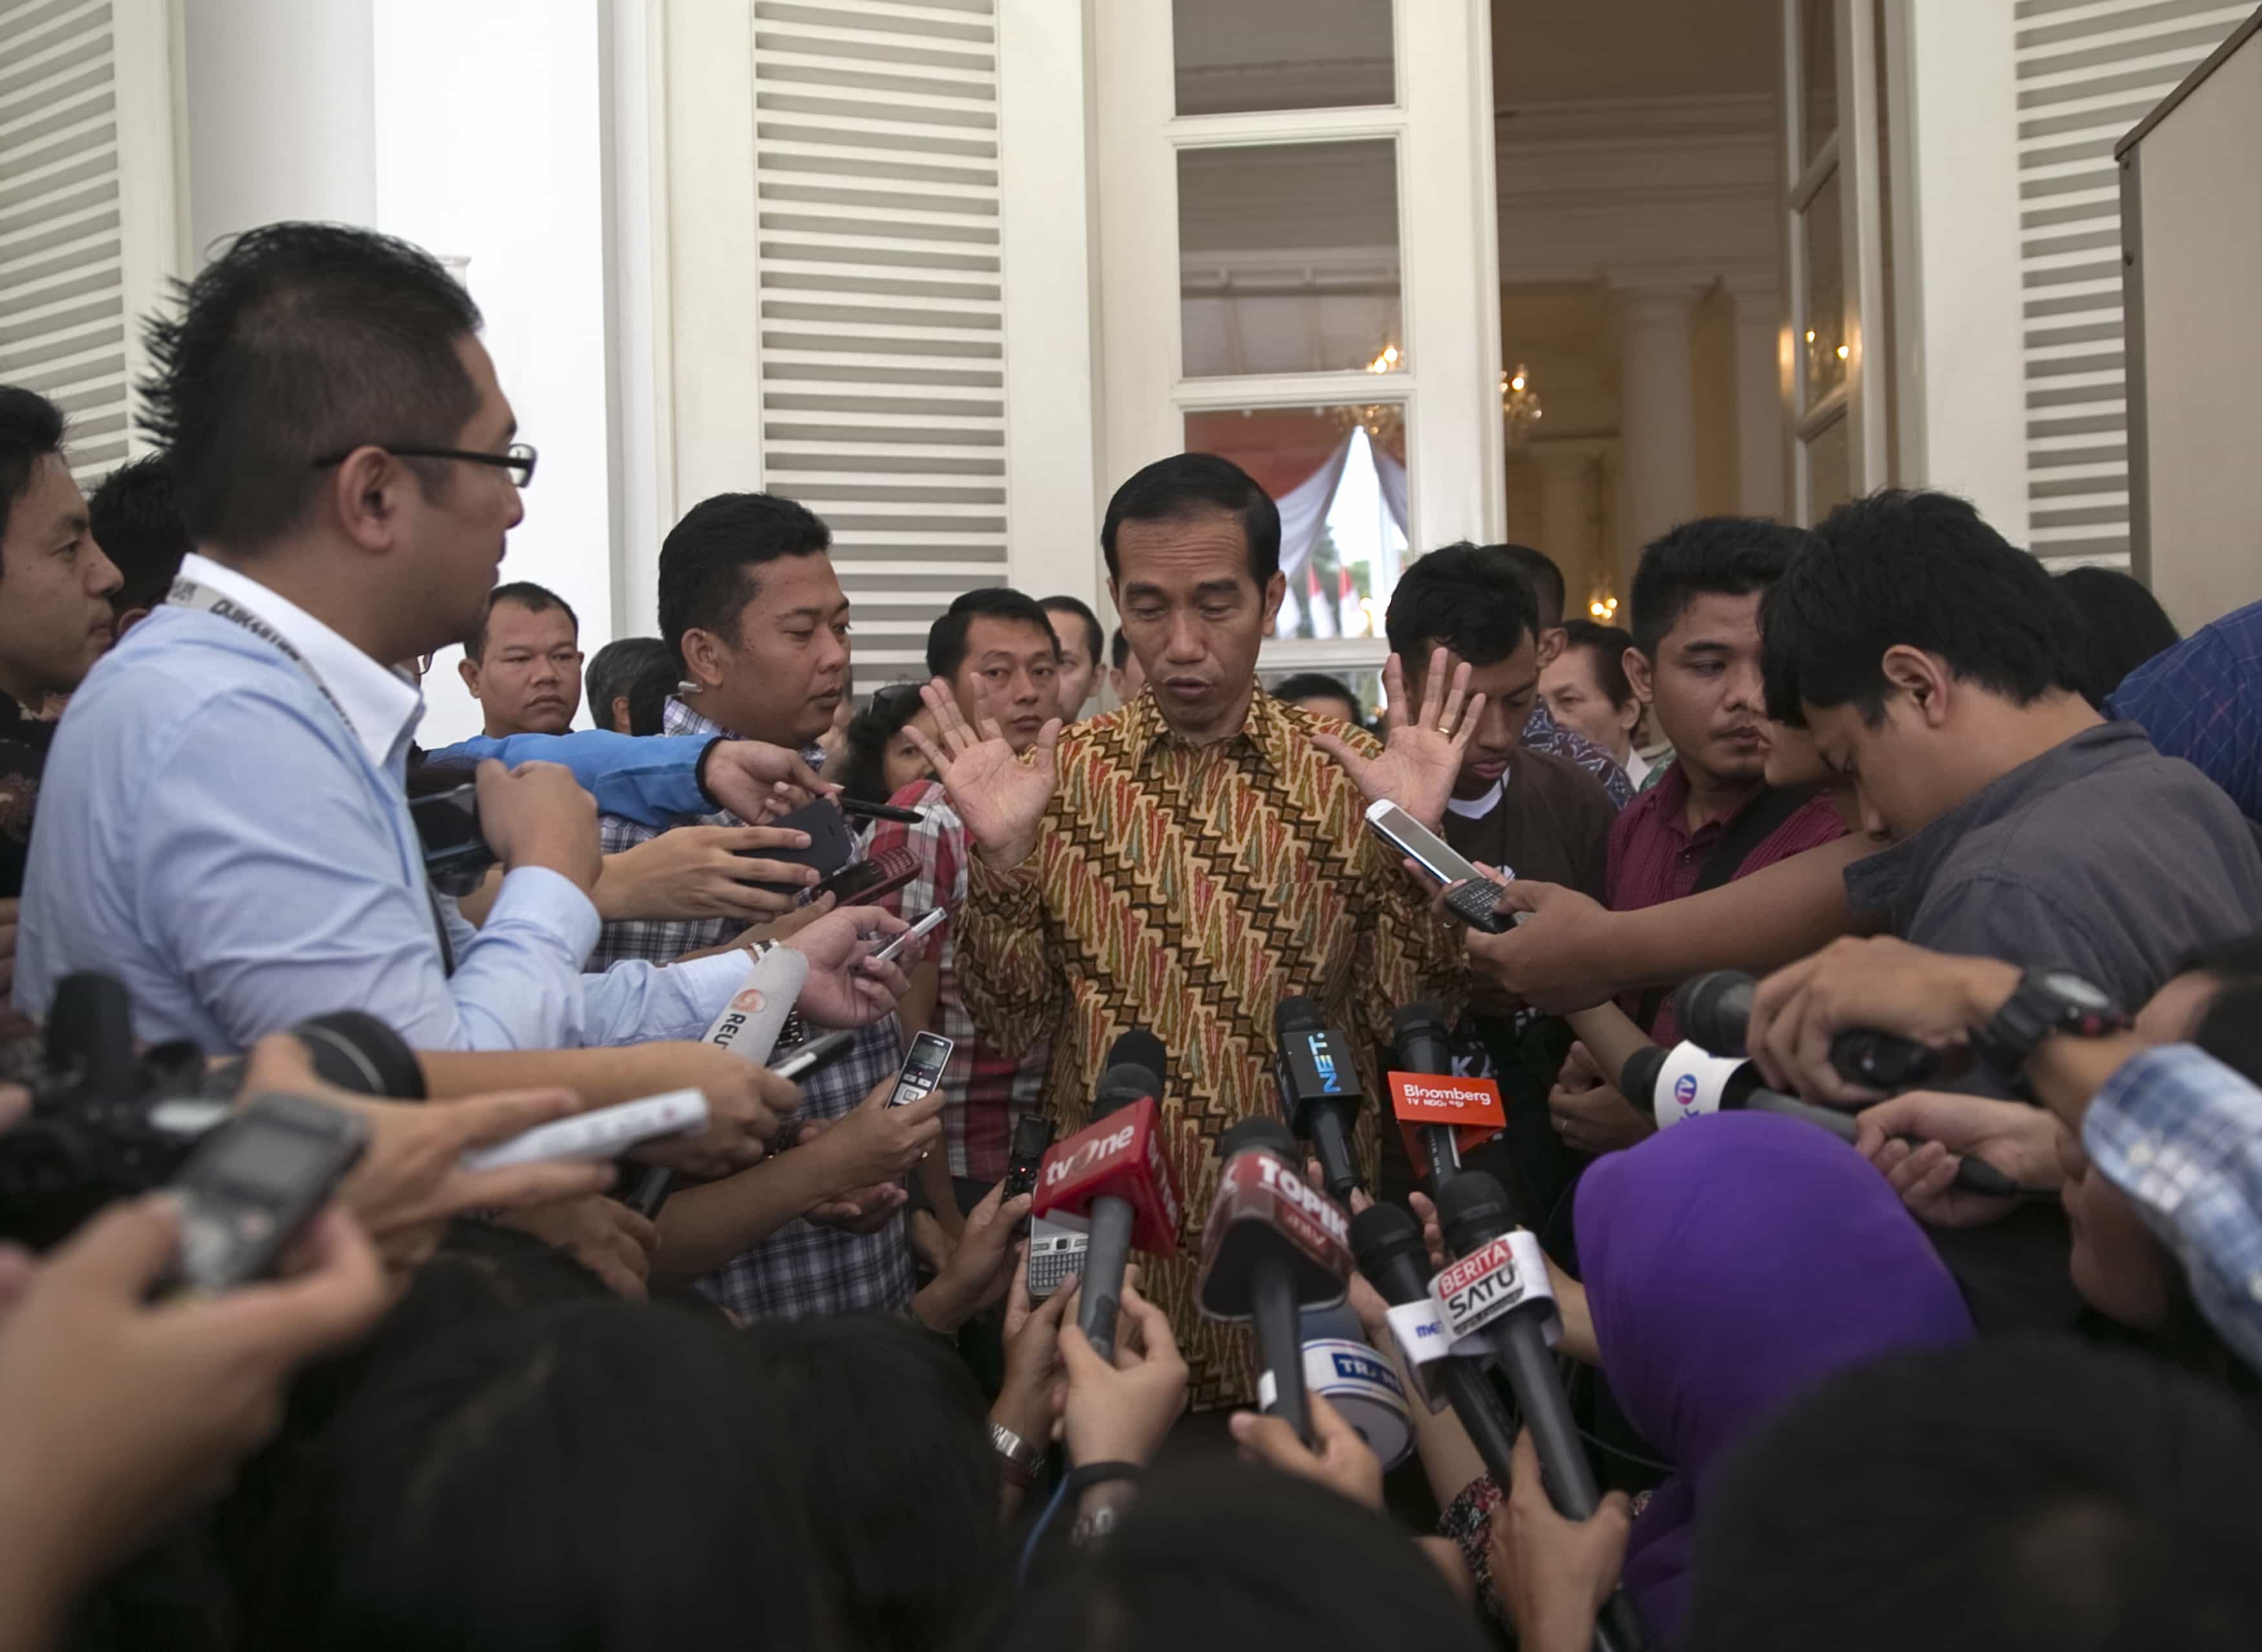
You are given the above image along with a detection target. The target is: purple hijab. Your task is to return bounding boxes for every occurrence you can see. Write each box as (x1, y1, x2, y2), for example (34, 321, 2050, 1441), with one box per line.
(1574, 1112, 1974, 1638)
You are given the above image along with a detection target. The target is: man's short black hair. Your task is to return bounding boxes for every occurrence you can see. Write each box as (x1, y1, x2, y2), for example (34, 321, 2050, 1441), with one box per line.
(138, 222, 484, 551)
(657, 492, 832, 664)
(624, 649, 682, 736)
(1101, 453, 1280, 587)
(1271, 673, 1362, 719)
(86, 456, 192, 616)
(467, 581, 577, 663)
(926, 587, 1059, 681)
(584, 637, 670, 730)
(1559, 619, 1637, 708)
(1495, 544, 1565, 629)
(1384, 542, 1539, 669)
(1627, 515, 1811, 662)
(2055, 565, 2179, 711)
(1039, 594, 1104, 664)
(1110, 625, 1130, 671)
(0, 384, 65, 562)
(1760, 490, 2078, 726)
(1683, 1335, 2262, 1652)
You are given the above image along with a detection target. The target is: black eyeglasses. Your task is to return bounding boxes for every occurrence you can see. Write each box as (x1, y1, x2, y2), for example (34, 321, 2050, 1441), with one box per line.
(312, 443, 538, 487)
(869, 682, 926, 713)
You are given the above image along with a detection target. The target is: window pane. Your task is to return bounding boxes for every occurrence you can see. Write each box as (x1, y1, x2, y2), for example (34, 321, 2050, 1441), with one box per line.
(1804, 412, 1851, 523)
(1801, 167, 1846, 407)
(1184, 405, 1408, 641)
(1172, 0, 1395, 117)
(1180, 140, 1401, 379)
(1802, 0, 1837, 161)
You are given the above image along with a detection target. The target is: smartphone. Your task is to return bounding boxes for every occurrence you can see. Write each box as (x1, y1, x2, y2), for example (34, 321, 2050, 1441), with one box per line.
(743, 798, 858, 893)
(408, 781, 497, 896)
(870, 907, 946, 966)
(774, 1028, 856, 1083)
(802, 845, 919, 910)
(1001, 1114, 1054, 1200)
(165, 1093, 370, 1295)
(887, 1030, 955, 1108)
(1363, 799, 1513, 933)
(838, 797, 925, 825)
(1026, 1214, 1090, 1302)
(460, 1088, 709, 1173)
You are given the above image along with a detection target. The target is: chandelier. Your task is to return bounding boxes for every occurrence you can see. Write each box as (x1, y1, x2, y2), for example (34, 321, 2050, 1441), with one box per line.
(1501, 364, 1543, 445)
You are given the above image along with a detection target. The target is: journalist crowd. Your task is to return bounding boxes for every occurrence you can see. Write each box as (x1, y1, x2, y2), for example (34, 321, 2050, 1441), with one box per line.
(5, 220, 2262, 1652)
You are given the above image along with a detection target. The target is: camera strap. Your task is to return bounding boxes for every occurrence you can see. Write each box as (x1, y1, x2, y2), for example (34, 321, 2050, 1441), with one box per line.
(167, 576, 458, 976)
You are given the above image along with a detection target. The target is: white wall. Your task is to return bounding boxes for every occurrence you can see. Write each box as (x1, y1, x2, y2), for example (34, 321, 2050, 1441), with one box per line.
(372, 0, 618, 746)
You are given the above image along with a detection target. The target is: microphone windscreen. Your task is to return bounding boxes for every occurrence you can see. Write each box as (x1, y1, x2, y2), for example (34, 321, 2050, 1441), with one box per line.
(1349, 1201, 1425, 1276)
(1391, 1000, 1449, 1041)
(1219, 1115, 1298, 1162)
(1619, 1044, 1666, 1108)
(1105, 1028, 1167, 1094)
(1437, 1169, 1521, 1249)
(1274, 995, 1324, 1036)
(1677, 971, 1758, 1057)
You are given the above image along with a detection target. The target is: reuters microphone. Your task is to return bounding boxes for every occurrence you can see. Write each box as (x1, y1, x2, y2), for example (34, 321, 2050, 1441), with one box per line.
(1676, 969, 1941, 1091)
(1198, 1117, 1352, 1445)
(1436, 1173, 1651, 1652)
(1273, 997, 1364, 1204)
(1031, 1030, 1181, 1361)
(1622, 1042, 2020, 1198)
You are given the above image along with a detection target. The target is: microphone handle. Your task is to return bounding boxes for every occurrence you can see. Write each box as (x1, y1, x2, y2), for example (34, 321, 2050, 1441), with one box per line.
(1249, 1255, 1312, 1445)
(1310, 1108, 1361, 1205)
(1078, 1194, 1135, 1361)
(1419, 1124, 1462, 1192)
(1739, 1088, 2023, 1198)
(623, 1166, 675, 1218)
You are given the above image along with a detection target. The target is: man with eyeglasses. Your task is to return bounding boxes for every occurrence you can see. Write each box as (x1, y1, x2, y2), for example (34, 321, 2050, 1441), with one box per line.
(14, 222, 892, 1061)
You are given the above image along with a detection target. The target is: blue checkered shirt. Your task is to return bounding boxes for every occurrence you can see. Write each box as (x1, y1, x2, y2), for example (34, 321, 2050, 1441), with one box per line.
(2109, 597, 2262, 827)
(1523, 702, 1633, 810)
(593, 697, 913, 1320)
(2085, 1043, 2262, 1374)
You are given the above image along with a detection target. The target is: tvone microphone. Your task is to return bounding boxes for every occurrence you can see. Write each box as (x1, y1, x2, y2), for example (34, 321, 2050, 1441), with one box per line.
(1390, 1001, 1463, 1191)
(1621, 1043, 2021, 1198)
(1031, 1031, 1181, 1361)
(1676, 969, 1941, 1091)
(1198, 1117, 1352, 1445)
(1436, 1174, 1652, 1652)
(1274, 997, 1364, 1204)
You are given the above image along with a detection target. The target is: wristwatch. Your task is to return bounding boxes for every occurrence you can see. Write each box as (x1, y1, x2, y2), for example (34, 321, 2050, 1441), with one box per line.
(989, 1421, 1044, 1490)
(1971, 969, 2128, 1090)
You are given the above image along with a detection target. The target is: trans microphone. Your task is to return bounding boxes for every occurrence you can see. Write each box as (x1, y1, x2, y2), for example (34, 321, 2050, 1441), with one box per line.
(1390, 1001, 1463, 1191)
(1031, 1030, 1181, 1361)
(1198, 1116, 1351, 1445)
(1274, 997, 1364, 1204)
(1677, 969, 1942, 1091)
(1621, 1042, 2022, 1198)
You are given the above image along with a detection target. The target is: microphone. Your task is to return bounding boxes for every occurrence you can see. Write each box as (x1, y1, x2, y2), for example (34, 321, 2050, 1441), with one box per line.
(1298, 1302, 1414, 1470)
(1435, 1174, 1652, 1652)
(1676, 970, 1942, 1090)
(1197, 1116, 1351, 1443)
(1274, 997, 1364, 1204)
(1390, 1001, 1464, 1191)
(1621, 1043, 2022, 1198)
(1031, 1030, 1181, 1360)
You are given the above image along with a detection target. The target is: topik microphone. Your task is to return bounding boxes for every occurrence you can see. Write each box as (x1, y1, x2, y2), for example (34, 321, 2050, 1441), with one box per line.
(1197, 1117, 1351, 1444)
(1436, 1174, 1651, 1652)
(1390, 1001, 1463, 1192)
(1677, 970, 1942, 1091)
(1274, 997, 1364, 1205)
(1031, 1030, 1181, 1361)
(1621, 1043, 2021, 1198)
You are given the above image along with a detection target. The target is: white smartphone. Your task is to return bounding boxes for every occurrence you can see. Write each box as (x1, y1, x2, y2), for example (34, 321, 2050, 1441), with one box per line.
(1363, 798, 1514, 933)
(1026, 1214, 1090, 1302)
(460, 1088, 710, 1173)
(869, 907, 945, 966)
(887, 1030, 955, 1107)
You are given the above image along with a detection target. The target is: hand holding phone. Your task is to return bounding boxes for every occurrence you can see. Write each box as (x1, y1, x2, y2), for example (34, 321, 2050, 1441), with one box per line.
(1364, 799, 1514, 933)
(164, 1094, 370, 1295)
(887, 1032, 955, 1108)
(870, 907, 945, 966)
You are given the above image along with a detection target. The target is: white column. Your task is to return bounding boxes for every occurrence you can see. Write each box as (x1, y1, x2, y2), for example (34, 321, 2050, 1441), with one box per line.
(1723, 275, 1787, 519)
(1612, 282, 1702, 582)
(183, 0, 377, 257)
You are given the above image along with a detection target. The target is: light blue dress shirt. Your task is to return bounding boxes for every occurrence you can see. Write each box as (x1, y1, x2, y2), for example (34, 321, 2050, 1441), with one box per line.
(428, 728, 721, 830)
(15, 555, 748, 1053)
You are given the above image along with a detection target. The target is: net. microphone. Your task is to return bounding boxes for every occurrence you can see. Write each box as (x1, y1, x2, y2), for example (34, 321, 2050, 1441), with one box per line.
(1390, 1001, 1463, 1191)
(1676, 969, 1942, 1091)
(1436, 1174, 1651, 1652)
(1274, 997, 1364, 1204)
(1198, 1117, 1351, 1444)
(1031, 1030, 1181, 1361)
(1620, 1043, 2020, 1198)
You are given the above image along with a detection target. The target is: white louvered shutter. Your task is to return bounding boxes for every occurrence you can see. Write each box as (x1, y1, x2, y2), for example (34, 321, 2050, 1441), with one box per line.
(2013, 0, 2249, 569)
(751, 0, 1006, 690)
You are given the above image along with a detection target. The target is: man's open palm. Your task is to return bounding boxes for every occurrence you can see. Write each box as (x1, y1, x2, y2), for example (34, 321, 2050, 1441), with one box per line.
(1314, 648, 1486, 830)
(904, 677, 1059, 869)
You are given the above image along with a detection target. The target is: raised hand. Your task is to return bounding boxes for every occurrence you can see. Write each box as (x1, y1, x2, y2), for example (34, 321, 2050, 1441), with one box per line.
(903, 676, 1059, 871)
(1312, 648, 1486, 831)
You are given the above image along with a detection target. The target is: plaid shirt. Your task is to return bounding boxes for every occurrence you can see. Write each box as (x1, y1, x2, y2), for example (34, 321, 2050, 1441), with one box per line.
(594, 697, 913, 1320)
(2086, 1043, 2262, 1375)
(863, 779, 1049, 1182)
(1523, 701, 1633, 810)
(2108, 597, 2262, 827)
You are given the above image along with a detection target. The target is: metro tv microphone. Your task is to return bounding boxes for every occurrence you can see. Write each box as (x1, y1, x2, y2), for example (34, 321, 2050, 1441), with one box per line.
(1621, 1042, 2021, 1198)
(1391, 1001, 1464, 1191)
(1198, 1117, 1352, 1445)
(1031, 1030, 1181, 1361)
(1274, 997, 1364, 1205)
(1677, 969, 1942, 1092)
